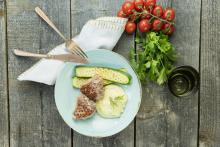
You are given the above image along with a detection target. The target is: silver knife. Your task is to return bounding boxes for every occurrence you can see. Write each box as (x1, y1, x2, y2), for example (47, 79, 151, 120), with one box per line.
(13, 49, 88, 64)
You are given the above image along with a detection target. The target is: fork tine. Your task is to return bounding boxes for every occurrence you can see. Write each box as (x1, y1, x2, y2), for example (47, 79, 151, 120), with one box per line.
(69, 47, 87, 59)
(65, 39, 88, 59)
(73, 47, 86, 58)
(74, 46, 88, 58)
(70, 46, 87, 59)
(70, 48, 83, 57)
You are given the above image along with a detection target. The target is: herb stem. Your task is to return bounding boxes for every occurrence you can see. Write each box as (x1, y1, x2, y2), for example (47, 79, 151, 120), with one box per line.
(159, 58, 165, 68)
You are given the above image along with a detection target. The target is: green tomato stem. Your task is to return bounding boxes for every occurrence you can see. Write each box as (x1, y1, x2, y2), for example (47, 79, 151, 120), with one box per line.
(148, 13, 175, 25)
(131, 11, 175, 25)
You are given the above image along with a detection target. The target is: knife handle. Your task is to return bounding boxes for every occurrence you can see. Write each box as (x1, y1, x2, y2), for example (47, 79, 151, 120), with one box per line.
(13, 49, 47, 58)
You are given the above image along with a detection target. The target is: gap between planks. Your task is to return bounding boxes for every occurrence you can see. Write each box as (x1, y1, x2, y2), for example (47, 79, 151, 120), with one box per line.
(197, 0, 203, 146)
(4, 0, 10, 146)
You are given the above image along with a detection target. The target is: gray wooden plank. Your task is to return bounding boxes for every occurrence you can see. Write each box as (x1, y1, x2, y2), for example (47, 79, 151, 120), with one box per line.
(136, 0, 201, 146)
(199, 0, 220, 146)
(166, 0, 201, 146)
(0, 1, 9, 147)
(71, 0, 134, 147)
(136, 1, 170, 146)
(7, 0, 71, 146)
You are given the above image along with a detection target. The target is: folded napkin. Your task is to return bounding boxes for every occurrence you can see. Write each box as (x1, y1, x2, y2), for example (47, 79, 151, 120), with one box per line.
(17, 17, 128, 85)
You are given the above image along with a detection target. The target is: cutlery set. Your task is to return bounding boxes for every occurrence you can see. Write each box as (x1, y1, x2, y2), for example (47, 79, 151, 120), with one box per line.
(14, 7, 88, 64)
(13, 49, 88, 64)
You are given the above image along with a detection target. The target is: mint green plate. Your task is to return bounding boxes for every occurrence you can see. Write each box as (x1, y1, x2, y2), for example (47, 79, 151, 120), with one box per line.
(55, 49, 142, 137)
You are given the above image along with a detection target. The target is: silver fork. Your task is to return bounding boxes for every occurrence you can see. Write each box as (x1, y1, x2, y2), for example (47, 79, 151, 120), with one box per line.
(35, 7, 88, 59)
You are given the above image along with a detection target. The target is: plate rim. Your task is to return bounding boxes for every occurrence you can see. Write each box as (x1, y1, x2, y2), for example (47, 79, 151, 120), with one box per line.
(54, 49, 142, 137)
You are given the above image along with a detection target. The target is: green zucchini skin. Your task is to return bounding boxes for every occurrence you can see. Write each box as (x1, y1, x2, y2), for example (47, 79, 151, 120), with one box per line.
(72, 77, 112, 88)
(75, 66, 132, 84)
(119, 68, 127, 73)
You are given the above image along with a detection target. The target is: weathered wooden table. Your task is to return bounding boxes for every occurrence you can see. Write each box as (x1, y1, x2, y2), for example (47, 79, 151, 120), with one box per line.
(0, 0, 219, 147)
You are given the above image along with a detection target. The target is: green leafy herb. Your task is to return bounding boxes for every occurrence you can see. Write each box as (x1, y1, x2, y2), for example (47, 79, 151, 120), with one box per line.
(130, 31, 177, 85)
(110, 96, 124, 107)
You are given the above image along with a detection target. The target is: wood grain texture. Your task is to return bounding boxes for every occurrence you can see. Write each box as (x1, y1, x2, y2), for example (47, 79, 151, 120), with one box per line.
(7, 0, 71, 146)
(136, 0, 201, 146)
(199, 0, 220, 146)
(71, 0, 134, 146)
(0, 1, 9, 147)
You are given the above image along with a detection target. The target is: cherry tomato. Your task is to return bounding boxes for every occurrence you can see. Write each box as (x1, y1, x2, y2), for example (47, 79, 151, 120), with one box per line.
(163, 8, 175, 21)
(122, 1, 135, 15)
(162, 23, 174, 35)
(152, 19, 163, 31)
(152, 5, 163, 17)
(125, 21, 136, 34)
(141, 9, 151, 19)
(134, 0, 144, 11)
(144, 0, 156, 11)
(138, 19, 151, 33)
(117, 9, 127, 18)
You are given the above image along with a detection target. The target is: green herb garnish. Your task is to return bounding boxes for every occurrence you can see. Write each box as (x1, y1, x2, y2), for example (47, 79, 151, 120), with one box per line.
(130, 31, 177, 85)
(110, 95, 124, 107)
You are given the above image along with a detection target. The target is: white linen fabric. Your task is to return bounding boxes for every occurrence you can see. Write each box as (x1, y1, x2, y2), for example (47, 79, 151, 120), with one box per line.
(17, 17, 127, 85)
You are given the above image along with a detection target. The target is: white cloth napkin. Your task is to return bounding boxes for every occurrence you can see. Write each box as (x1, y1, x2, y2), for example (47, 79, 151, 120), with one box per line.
(17, 17, 128, 85)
